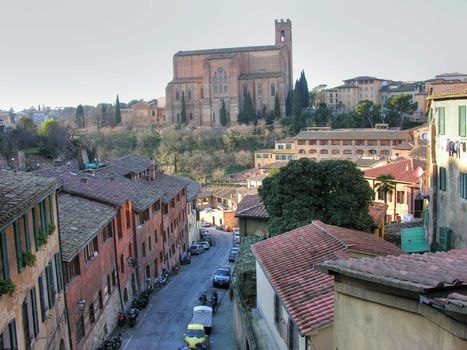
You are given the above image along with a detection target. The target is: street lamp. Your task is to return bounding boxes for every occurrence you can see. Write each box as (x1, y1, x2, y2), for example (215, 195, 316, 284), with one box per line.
(77, 298, 86, 312)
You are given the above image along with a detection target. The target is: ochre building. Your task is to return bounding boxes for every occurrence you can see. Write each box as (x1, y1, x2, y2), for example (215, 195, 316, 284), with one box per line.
(166, 19, 293, 127)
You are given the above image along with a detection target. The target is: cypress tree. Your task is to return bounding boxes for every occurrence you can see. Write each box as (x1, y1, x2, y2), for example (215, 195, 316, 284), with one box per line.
(291, 80, 305, 134)
(274, 94, 281, 119)
(115, 95, 122, 125)
(299, 70, 310, 108)
(75, 104, 85, 128)
(220, 99, 228, 126)
(285, 90, 293, 116)
(180, 91, 186, 125)
(242, 92, 255, 125)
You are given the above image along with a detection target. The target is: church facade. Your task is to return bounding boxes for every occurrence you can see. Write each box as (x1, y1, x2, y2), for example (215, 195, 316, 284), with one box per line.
(165, 19, 293, 127)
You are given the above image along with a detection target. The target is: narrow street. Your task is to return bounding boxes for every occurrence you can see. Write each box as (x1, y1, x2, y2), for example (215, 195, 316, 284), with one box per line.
(120, 228, 237, 350)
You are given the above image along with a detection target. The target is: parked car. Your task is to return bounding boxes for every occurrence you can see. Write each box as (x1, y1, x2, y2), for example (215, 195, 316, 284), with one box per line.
(215, 225, 223, 230)
(199, 228, 209, 237)
(202, 235, 213, 246)
(228, 247, 240, 262)
(233, 241, 240, 248)
(199, 241, 210, 251)
(200, 221, 211, 228)
(213, 267, 231, 288)
(190, 244, 205, 255)
(184, 323, 208, 349)
(222, 225, 233, 232)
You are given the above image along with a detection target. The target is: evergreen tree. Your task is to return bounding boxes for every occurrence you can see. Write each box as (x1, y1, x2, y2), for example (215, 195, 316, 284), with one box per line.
(285, 90, 293, 116)
(274, 94, 281, 119)
(299, 70, 310, 108)
(115, 95, 122, 125)
(75, 104, 85, 128)
(291, 80, 305, 134)
(242, 92, 255, 124)
(220, 99, 228, 126)
(180, 91, 186, 125)
(8, 108, 15, 124)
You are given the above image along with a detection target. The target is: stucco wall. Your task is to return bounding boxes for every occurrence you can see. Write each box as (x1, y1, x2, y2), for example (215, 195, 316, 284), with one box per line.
(334, 288, 467, 350)
(239, 218, 268, 238)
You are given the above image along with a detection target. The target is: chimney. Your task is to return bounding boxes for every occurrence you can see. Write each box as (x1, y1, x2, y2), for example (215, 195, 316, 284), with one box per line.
(149, 160, 156, 181)
(80, 177, 88, 183)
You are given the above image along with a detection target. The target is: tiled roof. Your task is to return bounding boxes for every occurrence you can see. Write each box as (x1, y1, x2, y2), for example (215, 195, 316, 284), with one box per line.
(353, 157, 382, 168)
(255, 149, 295, 154)
(344, 76, 383, 82)
(364, 158, 426, 184)
(0, 170, 62, 231)
(153, 172, 188, 203)
(175, 45, 278, 56)
(318, 249, 467, 293)
(276, 137, 295, 143)
(248, 173, 268, 182)
(58, 193, 115, 262)
(428, 88, 467, 100)
(408, 145, 427, 159)
(392, 142, 415, 151)
(295, 129, 410, 140)
(171, 175, 201, 201)
(235, 195, 268, 219)
(203, 186, 240, 204)
(251, 221, 402, 335)
(107, 154, 153, 175)
(37, 167, 133, 207)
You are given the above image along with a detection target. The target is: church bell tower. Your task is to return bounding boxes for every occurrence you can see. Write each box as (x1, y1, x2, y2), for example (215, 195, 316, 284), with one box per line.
(275, 19, 293, 100)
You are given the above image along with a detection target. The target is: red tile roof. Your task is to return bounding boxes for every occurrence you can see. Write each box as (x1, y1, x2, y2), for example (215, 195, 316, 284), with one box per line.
(364, 158, 426, 184)
(235, 195, 268, 219)
(251, 221, 402, 335)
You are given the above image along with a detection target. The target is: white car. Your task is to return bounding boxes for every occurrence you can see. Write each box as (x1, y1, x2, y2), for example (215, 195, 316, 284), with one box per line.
(199, 241, 210, 250)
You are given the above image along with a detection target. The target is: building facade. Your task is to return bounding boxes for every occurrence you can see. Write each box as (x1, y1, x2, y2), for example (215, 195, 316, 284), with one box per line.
(121, 100, 167, 130)
(0, 171, 70, 350)
(427, 88, 467, 249)
(166, 19, 293, 127)
(254, 137, 295, 168)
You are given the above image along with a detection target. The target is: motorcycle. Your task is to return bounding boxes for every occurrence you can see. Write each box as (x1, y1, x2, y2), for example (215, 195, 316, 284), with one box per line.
(180, 252, 191, 265)
(97, 333, 122, 349)
(198, 291, 208, 305)
(210, 290, 218, 308)
(155, 270, 169, 288)
(127, 308, 139, 328)
(131, 296, 148, 310)
(117, 311, 126, 327)
(145, 278, 154, 294)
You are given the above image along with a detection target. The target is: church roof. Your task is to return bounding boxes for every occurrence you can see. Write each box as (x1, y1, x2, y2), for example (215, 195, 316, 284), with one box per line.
(239, 72, 283, 80)
(175, 45, 278, 57)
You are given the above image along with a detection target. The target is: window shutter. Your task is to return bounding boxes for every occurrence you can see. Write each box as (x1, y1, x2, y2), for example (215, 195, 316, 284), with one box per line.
(32, 207, 39, 250)
(40, 201, 47, 233)
(1, 230, 9, 279)
(38, 276, 46, 322)
(438, 107, 445, 135)
(45, 264, 55, 307)
(439, 167, 446, 191)
(48, 195, 55, 225)
(30, 287, 40, 337)
(23, 214, 31, 252)
(8, 319, 18, 350)
(54, 253, 63, 292)
(459, 106, 467, 137)
(13, 221, 24, 272)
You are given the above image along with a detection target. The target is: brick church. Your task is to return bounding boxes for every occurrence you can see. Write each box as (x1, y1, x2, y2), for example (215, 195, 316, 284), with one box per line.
(165, 19, 293, 127)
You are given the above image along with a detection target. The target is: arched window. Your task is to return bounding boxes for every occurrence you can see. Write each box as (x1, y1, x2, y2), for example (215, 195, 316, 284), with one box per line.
(280, 29, 285, 42)
(224, 85, 228, 93)
(331, 149, 340, 155)
(319, 149, 329, 154)
(298, 149, 306, 154)
(200, 85, 204, 99)
(368, 149, 377, 155)
(343, 150, 352, 155)
(380, 150, 390, 155)
(257, 83, 263, 96)
(243, 83, 248, 97)
(308, 149, 317, 154)
(355, 150, 364, 155)
(271, 83, 276, 96)
(187, 88, 192, 100)
(175, 89, 180, 101)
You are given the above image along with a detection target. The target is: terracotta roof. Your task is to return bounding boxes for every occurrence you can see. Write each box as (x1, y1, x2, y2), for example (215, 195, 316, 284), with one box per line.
(276, 137, 295, 143)
(175, 45, 278, 57)
(364, 158, 426, 184)
(408, 145, 427, 159)
(295, 129, 409, 140)
(0, 170, 62, 231)
(107, 154, 153, 174)
(318, 249, 467, 293)
(37, 167, 134, 207)
(58, 193, 115, 262)
(427, 88, 467, 100)
(255, 148, 295, 154)
(251, 221, 402, 335)
(235, 195, 268, 219)
(172, 175, 201, 201)
(153, 172, 188, 203)
(353, 157, 383, 169)
(392, 142, 415, 151)
(248, 173, 268, 182)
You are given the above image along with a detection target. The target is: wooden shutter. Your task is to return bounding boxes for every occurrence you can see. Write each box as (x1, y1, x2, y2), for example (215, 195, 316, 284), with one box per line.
(45, 263, 55, 307)
(54, 253, 63, 292)
(30, 287, 40, 337)
(23, 214, 31, 252)
(459, 106, 466, 137)
(1, 230, 9, 279)
(32, 207, 39, 250)
(438, 107, 445, 135)
(13, 221, 24, 272)
(38, 275, 46, 322)
(439, 167, 446, 191)
(40, 201, 47, 233)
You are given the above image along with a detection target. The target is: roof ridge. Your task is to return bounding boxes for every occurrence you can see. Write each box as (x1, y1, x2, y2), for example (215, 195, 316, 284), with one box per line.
(311, 221, 349, 251)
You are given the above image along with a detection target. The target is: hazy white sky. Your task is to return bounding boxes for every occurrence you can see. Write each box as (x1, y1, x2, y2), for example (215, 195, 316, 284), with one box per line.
(0, 0, 465, 111)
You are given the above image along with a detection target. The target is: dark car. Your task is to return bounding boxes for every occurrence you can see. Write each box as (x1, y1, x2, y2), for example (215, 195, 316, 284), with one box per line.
(213, 267, 231, 287)
(228, 247, 240, 262)
(202, 235, 213, 246)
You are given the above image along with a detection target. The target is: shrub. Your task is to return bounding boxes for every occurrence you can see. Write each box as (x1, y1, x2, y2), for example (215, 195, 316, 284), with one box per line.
(0, 279, 15, 297)
(48, 223, 56, 234)
(23, 251, 36, 267)
(38, 232, 47, 246)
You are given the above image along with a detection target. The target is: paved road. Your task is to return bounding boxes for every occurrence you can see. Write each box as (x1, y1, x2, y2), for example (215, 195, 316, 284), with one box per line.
(120, 227, 237, 350)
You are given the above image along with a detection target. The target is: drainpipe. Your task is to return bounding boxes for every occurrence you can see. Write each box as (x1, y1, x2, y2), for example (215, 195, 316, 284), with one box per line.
(113, 212, 125, 311)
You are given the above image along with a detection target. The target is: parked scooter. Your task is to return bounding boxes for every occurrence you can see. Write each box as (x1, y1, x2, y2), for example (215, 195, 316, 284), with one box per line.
(117, 311, 126, 327)
(97, 333, 122, 349)
(131, 295, 148, 310)
(145, 278, 154, 294)
(155, 269, 169, 288)
(180, 251, 191, 265)
(127, 308, 139, 328)
(209, 290, 218, 308)
(198, 291, 208, 305)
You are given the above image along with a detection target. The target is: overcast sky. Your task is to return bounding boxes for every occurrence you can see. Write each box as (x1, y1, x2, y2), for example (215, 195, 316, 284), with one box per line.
(0, 0, 465, 111)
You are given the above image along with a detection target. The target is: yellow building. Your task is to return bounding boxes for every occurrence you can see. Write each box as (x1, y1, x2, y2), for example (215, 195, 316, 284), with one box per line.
(0, 171, 70, 350)
(254, 137, 295, 168)
(318, 249, 467, 350)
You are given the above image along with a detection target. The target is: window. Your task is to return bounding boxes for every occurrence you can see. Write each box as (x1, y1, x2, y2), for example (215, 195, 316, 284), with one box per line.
(200, 85, 204, 99)
(319, 149, 329, 154)
(257, 83, 262, 96)
(355, 150, 364, 155)
(343, 150, 352, 155)
(387, 191, 393, 202)
(278, 144, 284, 150)
(54, 253, 63, 292)
(120, 255, 124, 274)
(187, 88, 192, 100)
(0, 230, 9, 279)
(461, 173, 467, 199)
(45, 261, 57, 308)
(143, 209, 150, 223)
(38, 275, 47, 322)
(142, 242, 146, 258)
(151, 110, 155, 117)
(13, 221, 24, 272)
(331, 139, 341, 146)
(84, 237, 98, 263)
(308, 140, 317, 145)
(76, 316, 85, 343)
(288, 319, 299, 350)
(459, 106, 466, 137)
(102, 223, 112, 242)
(331, 149, 340, 155)
(175, 89, 180, 101)
(355, 140, 365, 146)
(149, 236, 152, 251)
(319, 140, 329, 145)
(263, 154, 269, 159)
(98, 290, 103, 310)
(125, 209, 131, 229)
(438, 107, 445, 135)
(271, 83, 276, 96)
(39, 200, 48, 233)
(396, 191, 405, 204)
(308, 149, 317, 154)
(274, 294, 281, 325)
(32, 207, 40, 250)
(89, 302, 95, 323)
(298, 149, 305, 154)
(343, 140, 353, 146)
(116, 212, 122, 240)
(0, 319, 18, 350)
(112, 270, 116, 287)
(286, 144, 292, 150)
(64, 256, 80, 284)
(48, 195, 54, 225)
(367, 140, 377, 146)
(439, 167, 447, 191)
(107, 275, 111, 296)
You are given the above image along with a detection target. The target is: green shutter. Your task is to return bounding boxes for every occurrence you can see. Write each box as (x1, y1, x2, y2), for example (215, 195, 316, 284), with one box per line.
(439, 167, 446, 191)
(0, 230, 9, 279)
(461, 173, 467, 199)
(428, 108, 433, 122)
(459, 106, 467, 137)
(13, 221, 24, 272)
(40, 201, 46, 232)
(38, 276, 46, 322)
(48, 195, 54, 225)
(23, 214, 31, 252)
(438, 107, 445, 135)
(32, 207, 39, 250)
(54, 253, 63, 292)
(45, 264, 53, 307)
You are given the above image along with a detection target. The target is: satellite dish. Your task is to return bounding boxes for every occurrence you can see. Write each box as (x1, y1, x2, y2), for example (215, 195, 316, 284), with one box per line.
(421, 133, 428, 140)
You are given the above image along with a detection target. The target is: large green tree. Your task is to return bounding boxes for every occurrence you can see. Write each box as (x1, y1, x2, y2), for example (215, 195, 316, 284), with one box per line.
(299, 70, 310, 108)
(259, 158, 375, 236)
(220, 99, 228, 126)
(180, 91, 186, 125)
(313, 103, 332, 126)
(384, 95, 418, 128)
(115, 95, 122, 125)
(354, 100, 382, 128)
(242, 92, 255, 125)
